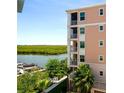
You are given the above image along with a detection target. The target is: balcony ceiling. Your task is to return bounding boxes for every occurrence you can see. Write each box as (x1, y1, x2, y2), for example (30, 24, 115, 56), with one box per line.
(17, 0, 24, 13)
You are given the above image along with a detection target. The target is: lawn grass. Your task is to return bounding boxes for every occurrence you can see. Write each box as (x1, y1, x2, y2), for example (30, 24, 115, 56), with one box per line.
(17, 45, 67, 55)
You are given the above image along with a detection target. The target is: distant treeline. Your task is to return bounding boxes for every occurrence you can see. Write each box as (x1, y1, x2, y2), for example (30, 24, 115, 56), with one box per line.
(17, 45, 67, 55)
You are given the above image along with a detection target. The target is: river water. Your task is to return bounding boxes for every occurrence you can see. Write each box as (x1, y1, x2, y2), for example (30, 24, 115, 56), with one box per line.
(17, 54, 67, 68)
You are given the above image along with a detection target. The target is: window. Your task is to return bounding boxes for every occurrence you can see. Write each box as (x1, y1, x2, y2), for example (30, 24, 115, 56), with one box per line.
(80, 55, 85, 62)
(99, 71, 103, 76)
(80, 27, 85, 34)
(99, 25, 104, 32)
(80, 41, 85, 48)
(99, 55, 104, 62)
(99, 40, 104, 47)
(80, 12, 85, 21)
(99, 8, 104, 16)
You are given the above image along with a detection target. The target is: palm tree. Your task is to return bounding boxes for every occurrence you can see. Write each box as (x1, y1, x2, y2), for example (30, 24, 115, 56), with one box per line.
(72, 64, 94, 93)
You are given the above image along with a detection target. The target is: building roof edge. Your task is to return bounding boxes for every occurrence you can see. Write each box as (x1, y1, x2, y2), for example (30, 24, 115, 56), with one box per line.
(66, 3, 106, 13)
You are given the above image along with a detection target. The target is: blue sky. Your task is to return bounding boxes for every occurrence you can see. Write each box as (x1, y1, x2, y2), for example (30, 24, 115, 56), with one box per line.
(17, 0, 105, 45)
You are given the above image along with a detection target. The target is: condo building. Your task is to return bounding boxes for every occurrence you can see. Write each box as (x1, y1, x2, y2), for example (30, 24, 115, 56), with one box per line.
(66, 3, 106, 93)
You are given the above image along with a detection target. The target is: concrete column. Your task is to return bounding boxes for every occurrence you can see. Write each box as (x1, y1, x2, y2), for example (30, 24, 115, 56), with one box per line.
(67, 13, 71, 26)
(67, 13, 71, 67)
(77, 12, 80, 24)
(77, 27, 80, 66)
(91, 88, 94, 93)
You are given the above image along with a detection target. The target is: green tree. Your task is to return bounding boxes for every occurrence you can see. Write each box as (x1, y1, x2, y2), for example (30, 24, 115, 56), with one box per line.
(46, 59, 60, 78)
(58, 59, 68, 77)
(72, 64, 94, 93)
(46, 59, 68, 79)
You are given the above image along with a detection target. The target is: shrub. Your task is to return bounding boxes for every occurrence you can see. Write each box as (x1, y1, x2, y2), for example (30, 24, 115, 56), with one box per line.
(46, 59, 68, 79)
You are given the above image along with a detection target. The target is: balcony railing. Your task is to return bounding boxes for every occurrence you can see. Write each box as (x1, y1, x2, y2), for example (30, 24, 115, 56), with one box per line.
(71, 34, 77, 39)
(71, 20, 77, 25)
(70, 59, 77, 65)
(71, 46, 77, 52)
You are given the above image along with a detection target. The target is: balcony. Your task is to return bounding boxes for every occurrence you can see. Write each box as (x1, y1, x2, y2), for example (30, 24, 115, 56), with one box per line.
(70, 59, 77, 65)
(71, 34, 77, 39)
(71, 20, 77, 25)
(71, 46, 77, 52)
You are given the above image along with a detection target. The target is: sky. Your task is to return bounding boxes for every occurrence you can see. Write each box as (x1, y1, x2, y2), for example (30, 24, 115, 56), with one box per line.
(17, 0, 105, 45)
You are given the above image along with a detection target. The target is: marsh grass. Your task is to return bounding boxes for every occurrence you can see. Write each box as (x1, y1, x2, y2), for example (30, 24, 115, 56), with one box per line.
(17, 45, 67, 55)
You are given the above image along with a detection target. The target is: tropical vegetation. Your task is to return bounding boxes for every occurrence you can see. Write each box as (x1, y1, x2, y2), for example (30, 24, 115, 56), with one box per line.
(72, 64, 94, 93)
(17, 71, 52, 93)
(17, 59, 69, 93)
(17, 45, 67, 55)
(46, 59, 68, 79)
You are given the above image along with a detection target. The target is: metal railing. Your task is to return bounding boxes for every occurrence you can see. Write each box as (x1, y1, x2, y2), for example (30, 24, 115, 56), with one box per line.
(71, 34, 77, 39)
(71, 46, 77, 52)
(71, 20, 77, 25)
(70, 59, 77, 65)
